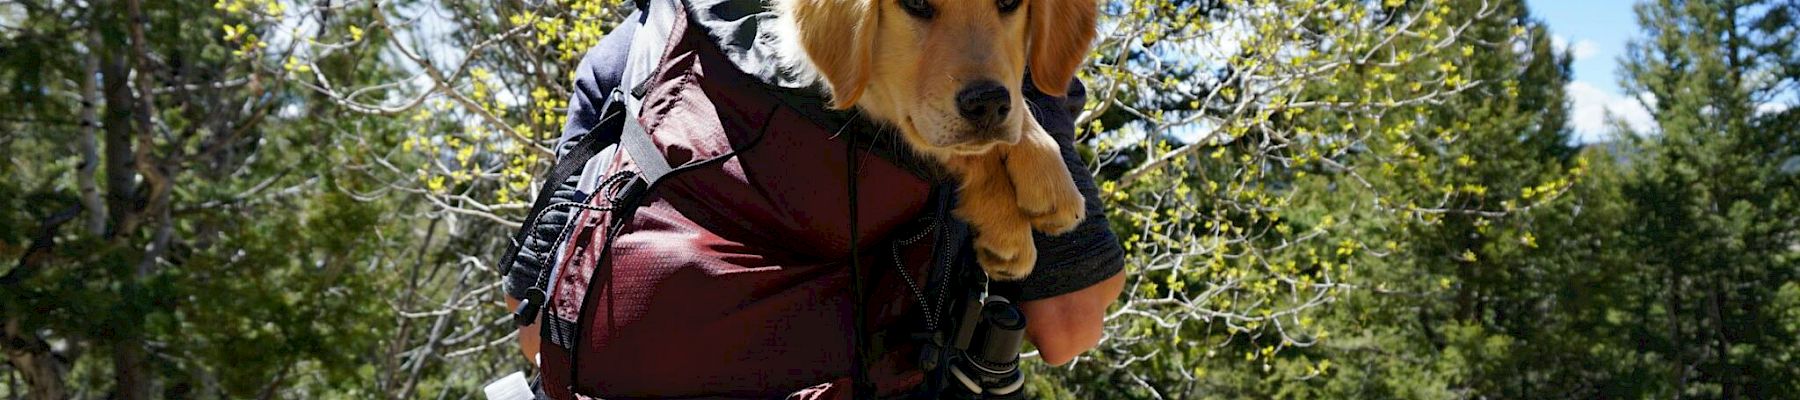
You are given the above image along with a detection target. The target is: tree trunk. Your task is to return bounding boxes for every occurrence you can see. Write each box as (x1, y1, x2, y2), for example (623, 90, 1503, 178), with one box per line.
(110, 333, 151, 400)
(1666, 267, 1686, 399)
(121, 0, 170, 278)
(98, 1, 156, 397)
(1706, 281, 1733, 399)
(79, 30, 108, 236)
(2, 320, 67, 400)
(100, 36, 139, 239)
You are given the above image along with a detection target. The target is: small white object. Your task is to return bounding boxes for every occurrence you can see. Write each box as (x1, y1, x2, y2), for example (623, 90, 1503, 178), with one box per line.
(483, 371, 534, 400)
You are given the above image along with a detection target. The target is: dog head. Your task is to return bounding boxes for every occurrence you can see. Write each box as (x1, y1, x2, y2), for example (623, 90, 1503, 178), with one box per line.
(778, 0, 1098, 155)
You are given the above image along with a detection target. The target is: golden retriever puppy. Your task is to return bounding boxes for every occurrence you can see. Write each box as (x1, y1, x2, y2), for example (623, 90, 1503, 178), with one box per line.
(776, 0, 1099, 280)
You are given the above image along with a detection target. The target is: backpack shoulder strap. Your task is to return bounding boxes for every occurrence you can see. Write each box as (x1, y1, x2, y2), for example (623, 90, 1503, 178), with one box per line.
(617, 0, 682, 185)
(504, 111, 618, 326)
(504, 0, 684, 327)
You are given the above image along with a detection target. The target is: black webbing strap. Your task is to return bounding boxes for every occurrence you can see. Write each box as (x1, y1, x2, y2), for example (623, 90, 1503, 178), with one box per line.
(848, 131, 875, 399)
(507, 112, 617, 328)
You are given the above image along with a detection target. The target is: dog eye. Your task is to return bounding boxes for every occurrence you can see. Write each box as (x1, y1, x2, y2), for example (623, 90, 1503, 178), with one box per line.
(997, 0, 1022, 13)
(899, 0, 935, 19)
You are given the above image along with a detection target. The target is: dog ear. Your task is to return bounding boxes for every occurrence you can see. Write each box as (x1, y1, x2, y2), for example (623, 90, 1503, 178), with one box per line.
(785, 0, 879, 109)
(1028, 0, 1097, 97)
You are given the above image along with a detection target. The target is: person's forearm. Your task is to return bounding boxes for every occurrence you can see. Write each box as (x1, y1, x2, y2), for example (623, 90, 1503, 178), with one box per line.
(506, 295, 542, 366)
(1020, 270, 1125, 366)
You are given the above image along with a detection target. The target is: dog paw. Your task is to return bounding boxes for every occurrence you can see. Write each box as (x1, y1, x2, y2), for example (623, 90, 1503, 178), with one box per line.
(974, 227, 1037, 281)
(1017, 179, 1086, 235)
(1005, 122, 1086, 236)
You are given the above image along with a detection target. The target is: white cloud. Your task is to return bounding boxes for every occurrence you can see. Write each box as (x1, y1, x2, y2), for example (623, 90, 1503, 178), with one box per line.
(1566, 81, 1656, 142)
(1570, 40, 1599, 61)
(1551, 35, 1600, 61)
(1758, 102, 1791, 117)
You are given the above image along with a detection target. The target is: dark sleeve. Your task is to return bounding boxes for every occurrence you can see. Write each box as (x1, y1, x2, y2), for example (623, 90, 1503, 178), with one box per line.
(504, 17, 640, 302)
(998, 77, 1127, 302)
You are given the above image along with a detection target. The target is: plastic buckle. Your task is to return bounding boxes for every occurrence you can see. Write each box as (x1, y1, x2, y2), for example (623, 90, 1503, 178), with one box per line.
(513, 287, 547, 327)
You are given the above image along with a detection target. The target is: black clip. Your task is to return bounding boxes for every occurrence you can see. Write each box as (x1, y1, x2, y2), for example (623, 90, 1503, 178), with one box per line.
(513, 287, 547, 327)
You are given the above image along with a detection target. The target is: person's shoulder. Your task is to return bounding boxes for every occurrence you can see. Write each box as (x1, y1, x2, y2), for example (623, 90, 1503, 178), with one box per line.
(573, 19, 641, 100)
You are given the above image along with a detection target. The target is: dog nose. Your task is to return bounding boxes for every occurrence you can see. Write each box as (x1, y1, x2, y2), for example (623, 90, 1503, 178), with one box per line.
(956, 81, 1011, 129)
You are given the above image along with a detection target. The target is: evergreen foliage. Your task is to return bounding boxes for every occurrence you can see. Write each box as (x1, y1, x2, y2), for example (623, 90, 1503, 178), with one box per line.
(2, 0, 1796, 398)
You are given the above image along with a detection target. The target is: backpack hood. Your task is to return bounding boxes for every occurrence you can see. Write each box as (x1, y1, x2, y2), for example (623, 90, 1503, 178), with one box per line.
(656, 0, 953, 183)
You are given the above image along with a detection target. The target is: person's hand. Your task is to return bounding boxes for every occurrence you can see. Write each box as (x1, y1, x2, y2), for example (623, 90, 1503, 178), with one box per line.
(1018, 270, 1126, 366)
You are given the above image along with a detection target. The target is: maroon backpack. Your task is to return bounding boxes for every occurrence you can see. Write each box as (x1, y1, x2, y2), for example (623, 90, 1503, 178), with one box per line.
(503, 1, 973, 398)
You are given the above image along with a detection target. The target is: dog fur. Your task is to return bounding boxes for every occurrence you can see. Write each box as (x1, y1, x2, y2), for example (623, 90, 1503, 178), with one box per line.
(774, 0, 1099, 280)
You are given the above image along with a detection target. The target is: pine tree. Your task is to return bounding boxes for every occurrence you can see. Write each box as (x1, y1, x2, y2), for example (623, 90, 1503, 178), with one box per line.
(1290, 0, 1591, 396)
(1617, 0, 1800, 397)
(1040, 0, 1586, 397)
(1, 1, 405, 397)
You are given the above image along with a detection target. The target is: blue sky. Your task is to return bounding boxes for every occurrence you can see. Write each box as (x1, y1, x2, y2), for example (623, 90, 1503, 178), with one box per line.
(1523, 0, 1655, 142)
